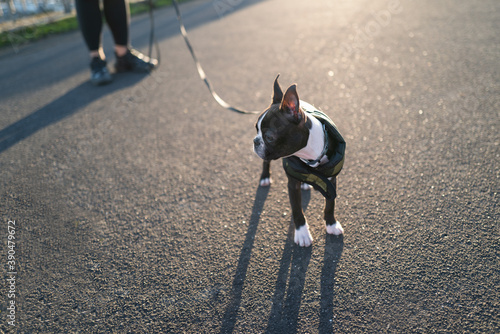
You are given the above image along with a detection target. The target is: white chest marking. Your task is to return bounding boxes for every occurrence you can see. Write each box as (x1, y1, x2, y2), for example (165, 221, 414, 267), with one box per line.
(293, 115, 325, 162)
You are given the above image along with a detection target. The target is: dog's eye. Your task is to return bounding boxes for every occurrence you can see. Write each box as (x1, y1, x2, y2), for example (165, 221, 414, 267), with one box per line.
(265, 133, 276, 143)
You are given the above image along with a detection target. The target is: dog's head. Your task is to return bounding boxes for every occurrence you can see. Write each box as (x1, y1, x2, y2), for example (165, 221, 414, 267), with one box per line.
(253, 75, 310, 160)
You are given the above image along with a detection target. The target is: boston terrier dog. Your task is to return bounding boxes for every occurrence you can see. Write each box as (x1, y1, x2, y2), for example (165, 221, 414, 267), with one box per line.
(253, 75, 346, 247)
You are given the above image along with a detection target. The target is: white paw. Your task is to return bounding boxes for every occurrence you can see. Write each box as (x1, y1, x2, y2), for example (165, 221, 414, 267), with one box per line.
(301, 183, 312, 191)
(326, 221, 344, 235)
(260, 177, 271, 187)
(294, 224, 313, 247)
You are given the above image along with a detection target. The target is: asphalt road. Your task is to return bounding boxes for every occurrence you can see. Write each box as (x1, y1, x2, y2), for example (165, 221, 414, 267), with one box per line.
(1, 0, 499, 332)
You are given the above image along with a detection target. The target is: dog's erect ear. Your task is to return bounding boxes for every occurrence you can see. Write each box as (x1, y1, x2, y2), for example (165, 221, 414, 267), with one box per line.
(281, 84, 302, 123)
(272, 74, 283, 105)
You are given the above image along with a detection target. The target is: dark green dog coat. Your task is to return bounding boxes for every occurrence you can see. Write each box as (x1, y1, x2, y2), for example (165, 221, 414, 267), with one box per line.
(282, 103, 345, 201)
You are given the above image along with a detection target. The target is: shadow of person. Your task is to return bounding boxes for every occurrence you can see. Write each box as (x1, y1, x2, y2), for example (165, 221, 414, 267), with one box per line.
(319, 234, 344, 333)
(0, 73, 148, 154)
(219, 184, 270, 334)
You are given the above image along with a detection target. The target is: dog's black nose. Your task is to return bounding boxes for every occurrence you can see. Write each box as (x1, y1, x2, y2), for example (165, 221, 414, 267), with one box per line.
(253, 137, 261, 147)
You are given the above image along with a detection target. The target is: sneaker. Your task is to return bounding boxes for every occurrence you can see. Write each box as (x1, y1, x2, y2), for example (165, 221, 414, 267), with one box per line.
(90, 57, 112, 86)
(114, 48, 158, 73)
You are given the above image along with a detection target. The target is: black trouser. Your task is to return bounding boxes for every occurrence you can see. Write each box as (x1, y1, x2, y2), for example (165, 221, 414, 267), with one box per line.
(75, 0, 130, 51)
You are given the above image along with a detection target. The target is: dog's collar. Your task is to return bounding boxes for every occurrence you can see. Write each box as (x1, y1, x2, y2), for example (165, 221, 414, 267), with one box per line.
(300, 122, 329, 168)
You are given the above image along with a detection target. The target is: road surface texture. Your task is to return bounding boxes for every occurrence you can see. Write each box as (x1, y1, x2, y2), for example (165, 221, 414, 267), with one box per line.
(0, 0, 498, 332)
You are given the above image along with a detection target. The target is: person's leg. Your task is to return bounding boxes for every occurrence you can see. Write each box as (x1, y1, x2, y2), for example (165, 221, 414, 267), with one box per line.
(102, 0, 130, 57)
(75, 0, 112, 85)
(75, 0, 105, 59)
(103, 0, 158, 72)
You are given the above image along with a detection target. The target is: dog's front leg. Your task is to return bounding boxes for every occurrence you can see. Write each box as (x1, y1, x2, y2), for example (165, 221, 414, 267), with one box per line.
(324, 176, 344, 235)
(287, 175, 313, 247)
(260, 160, 271, 186)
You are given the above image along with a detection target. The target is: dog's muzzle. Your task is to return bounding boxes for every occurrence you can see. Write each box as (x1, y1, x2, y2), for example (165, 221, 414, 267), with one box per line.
(253, 136, 266, 159)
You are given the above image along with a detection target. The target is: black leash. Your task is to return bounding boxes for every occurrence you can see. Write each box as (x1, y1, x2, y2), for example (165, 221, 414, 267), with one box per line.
(171, 0, 259, 114)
